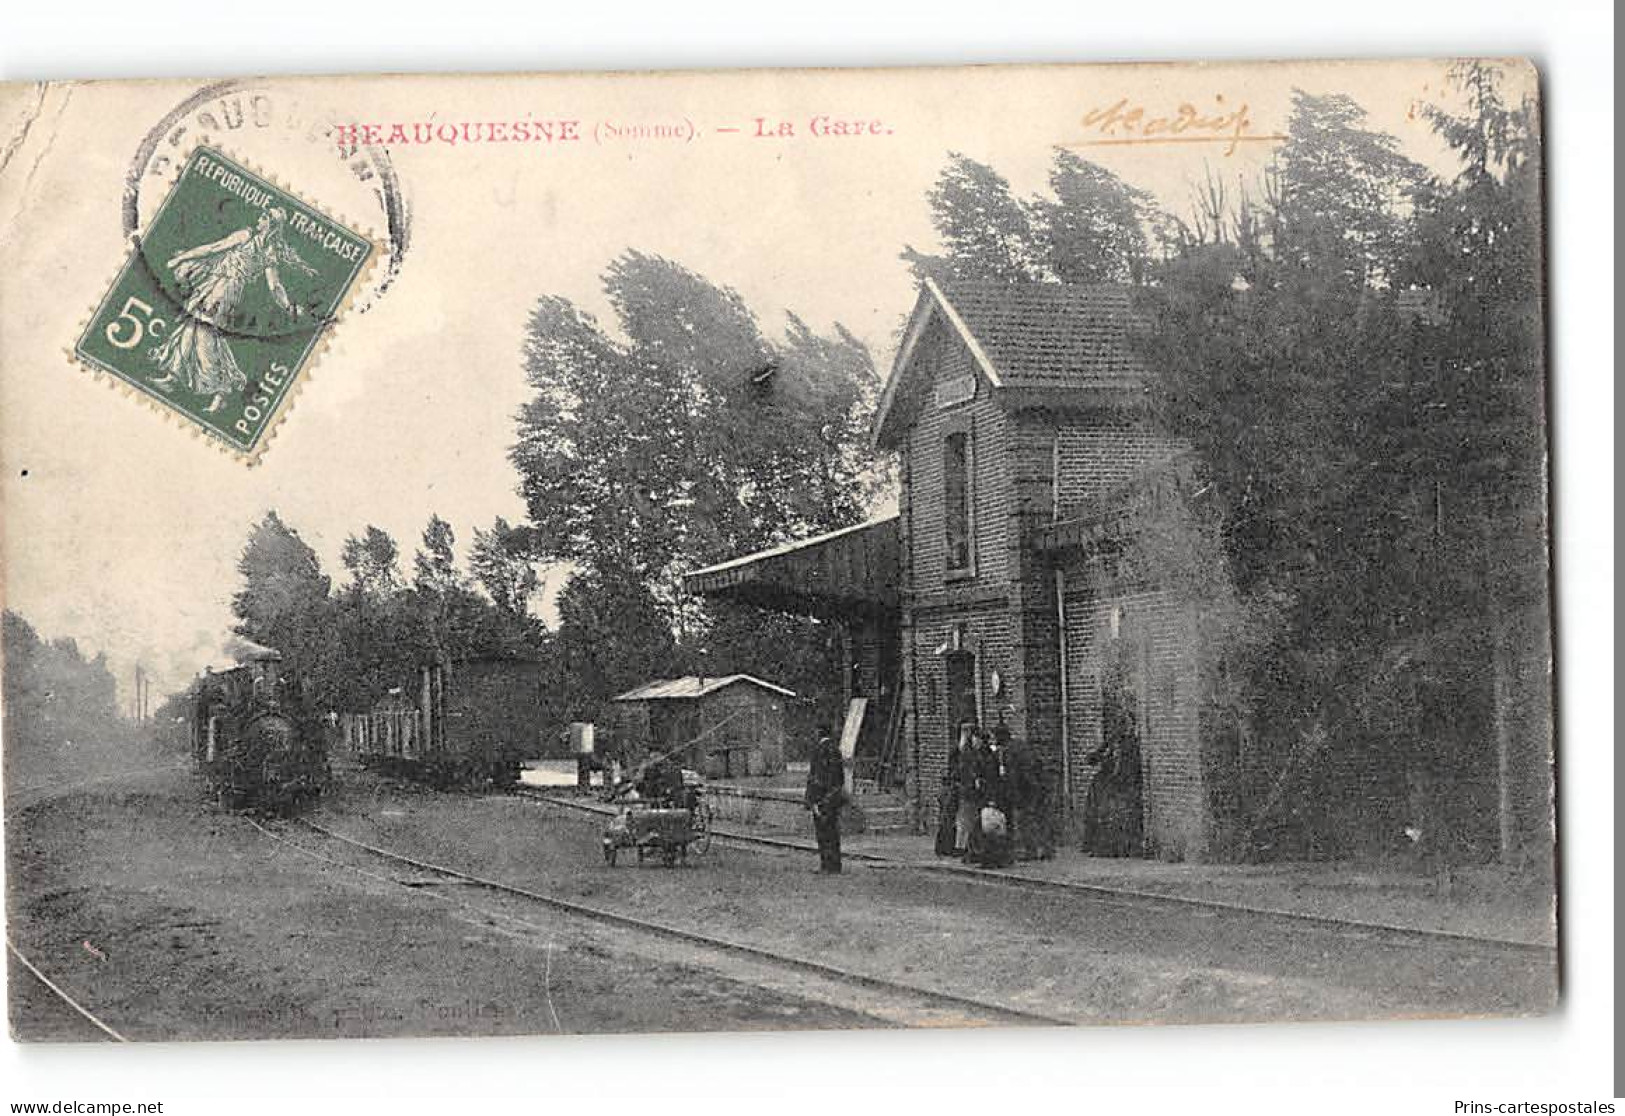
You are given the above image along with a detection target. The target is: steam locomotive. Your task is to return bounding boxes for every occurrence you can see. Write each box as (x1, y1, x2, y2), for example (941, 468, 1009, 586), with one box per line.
(192, 643, 328, 811)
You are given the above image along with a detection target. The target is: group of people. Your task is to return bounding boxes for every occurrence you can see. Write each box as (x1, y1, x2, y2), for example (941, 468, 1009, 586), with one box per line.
(801, 718, 1070, 876)
(936, 721, 1052, 867)
(626, 719, 1092, 876)
(805, 718, 1055, 876)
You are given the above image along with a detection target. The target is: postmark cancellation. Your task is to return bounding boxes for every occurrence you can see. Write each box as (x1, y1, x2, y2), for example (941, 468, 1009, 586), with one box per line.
(74, 146, 374, 461)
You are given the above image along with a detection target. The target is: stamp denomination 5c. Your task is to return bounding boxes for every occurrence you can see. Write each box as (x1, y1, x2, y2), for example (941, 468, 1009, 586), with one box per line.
(76, 145, 373, 459)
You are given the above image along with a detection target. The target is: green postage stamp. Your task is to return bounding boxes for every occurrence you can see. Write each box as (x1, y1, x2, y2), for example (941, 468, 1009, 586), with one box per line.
(75, 146, 373, 459)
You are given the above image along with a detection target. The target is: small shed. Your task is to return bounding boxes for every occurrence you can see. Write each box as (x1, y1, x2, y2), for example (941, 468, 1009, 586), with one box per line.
(610, 675, 794, 780)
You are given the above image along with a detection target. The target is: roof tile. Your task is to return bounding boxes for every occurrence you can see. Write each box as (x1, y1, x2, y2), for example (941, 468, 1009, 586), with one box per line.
(939, 281, 1147, 388)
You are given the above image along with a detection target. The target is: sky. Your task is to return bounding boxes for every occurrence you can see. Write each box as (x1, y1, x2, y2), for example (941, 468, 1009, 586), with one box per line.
(0, 59, 1495, 703)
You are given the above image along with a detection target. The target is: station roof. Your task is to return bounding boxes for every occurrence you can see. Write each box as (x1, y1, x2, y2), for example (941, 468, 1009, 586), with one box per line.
(873, 279, 1149, 448)
(683, 516, 899, 617)
(612, 674, 796, 703)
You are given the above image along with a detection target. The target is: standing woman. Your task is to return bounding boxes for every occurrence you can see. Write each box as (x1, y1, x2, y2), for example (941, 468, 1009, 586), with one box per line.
(935, 729, 963, 856)
(956, 724, 983, 861)
(980, 726, 1017, 867)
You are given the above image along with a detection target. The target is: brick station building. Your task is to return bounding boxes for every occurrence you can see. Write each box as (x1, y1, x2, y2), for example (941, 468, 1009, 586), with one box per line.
(690, 279, 1217, 858)
(689, 278, 1553, 866)
(874, 279, 1211, 858)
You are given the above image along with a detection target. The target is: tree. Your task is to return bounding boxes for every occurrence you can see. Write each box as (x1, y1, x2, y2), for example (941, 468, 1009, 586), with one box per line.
(408, 513, 503, 663)
(1035, 149, 1157, 284)
(1272, 90, 1427, 288)
(331, 525, 417, 712)
(2, 609, 126, 752)
(512, 250, 880, 719)
(1136, 67, 1546, 861)
(412, 514, 465, 596)
(340, 526, 403, 599)
(905, 150, 1160, 288)
(513, 251, 880, 576)
(1398, 63, 1547, 866)
(232, 512, 337, 705)
(513, 293, 693, 582)
(902, 153, 1046, 284)
(469, 517, 540, 620)
(234, 512, 331, 636)
(551, 567, 675, 715)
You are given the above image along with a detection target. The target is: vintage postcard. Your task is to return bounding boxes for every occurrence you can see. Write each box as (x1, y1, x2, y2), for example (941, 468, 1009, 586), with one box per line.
(0, 59, 1556, 1042)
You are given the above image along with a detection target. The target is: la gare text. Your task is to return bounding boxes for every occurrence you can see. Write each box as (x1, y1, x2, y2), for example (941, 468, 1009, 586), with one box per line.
(742, 115, 893, 137)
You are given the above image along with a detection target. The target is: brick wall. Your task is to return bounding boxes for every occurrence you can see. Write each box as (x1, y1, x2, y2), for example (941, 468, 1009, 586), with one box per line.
(984, 414, 1060, 785)
(1053, 417, 1178, 519)
(898, 314, 1022, 829)
(903, 316, 1011, 591)
(1059, 580, 1207, 860)
(999, 410, 1068, 833)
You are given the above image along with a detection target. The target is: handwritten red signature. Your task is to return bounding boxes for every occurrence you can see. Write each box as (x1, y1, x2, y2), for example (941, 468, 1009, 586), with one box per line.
(1074, 96, 1279, 156)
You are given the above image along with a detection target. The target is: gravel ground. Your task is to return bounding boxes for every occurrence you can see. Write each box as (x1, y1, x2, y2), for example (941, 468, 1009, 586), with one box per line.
(6, 764, 1555, 1041)
(528, 757, 1555, 945)
(317, 771, 1557, 1026)
(6, 772, 876, 1041)
(837, 831, 1556, 945)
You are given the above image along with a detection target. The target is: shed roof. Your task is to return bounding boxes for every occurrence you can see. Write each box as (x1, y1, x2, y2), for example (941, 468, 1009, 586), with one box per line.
(611, 674, 797, 703)
(873, 279, 1148, 447)
(222, 635, 282, 663)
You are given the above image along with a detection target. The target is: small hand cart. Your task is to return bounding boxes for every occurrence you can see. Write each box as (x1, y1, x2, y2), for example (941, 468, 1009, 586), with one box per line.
(601, 773, 714, 867)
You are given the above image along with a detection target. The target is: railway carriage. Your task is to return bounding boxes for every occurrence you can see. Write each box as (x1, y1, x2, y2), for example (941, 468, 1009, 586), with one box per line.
(342, 656, 545, 788)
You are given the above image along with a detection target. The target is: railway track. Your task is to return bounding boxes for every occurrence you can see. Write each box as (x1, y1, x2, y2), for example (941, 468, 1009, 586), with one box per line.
(6, 762, 192, 1043)
(247, 814, 1072, 1029)
(6, 938, 129, 1042)
(519, 789, 1557, 959)
(5, 762, 191, 814)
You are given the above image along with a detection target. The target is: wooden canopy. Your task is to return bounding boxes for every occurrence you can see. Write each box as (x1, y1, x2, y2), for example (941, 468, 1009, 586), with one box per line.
(684, 516, 899, 618)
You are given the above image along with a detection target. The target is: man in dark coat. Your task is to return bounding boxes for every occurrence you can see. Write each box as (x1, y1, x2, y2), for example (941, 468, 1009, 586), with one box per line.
(804, 725, 846, 874)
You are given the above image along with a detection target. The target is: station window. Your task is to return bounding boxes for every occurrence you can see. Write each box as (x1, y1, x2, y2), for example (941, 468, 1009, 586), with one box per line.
(944, 430, 972, 575)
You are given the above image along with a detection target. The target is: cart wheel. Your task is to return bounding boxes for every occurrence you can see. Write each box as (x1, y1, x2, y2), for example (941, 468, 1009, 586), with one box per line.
(692, 803, 714, 855)
(603, 843, 618, 867)
(661, 846, 678, 868)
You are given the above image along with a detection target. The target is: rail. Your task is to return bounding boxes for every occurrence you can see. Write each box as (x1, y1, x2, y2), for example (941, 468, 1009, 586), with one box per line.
(247, 815, 1070, 1028)
(6, 937, 129, 1042)
(518, 789, 1556, 957)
